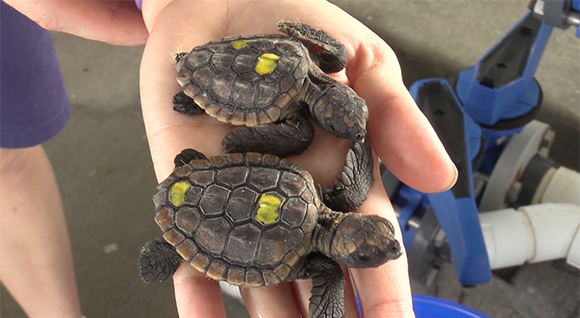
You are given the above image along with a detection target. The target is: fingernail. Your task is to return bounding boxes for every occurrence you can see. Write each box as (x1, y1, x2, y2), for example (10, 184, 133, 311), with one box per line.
(442, 163, 459, 192)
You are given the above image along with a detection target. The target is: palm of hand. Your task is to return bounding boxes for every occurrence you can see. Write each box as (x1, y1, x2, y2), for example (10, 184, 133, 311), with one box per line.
(139, 1, 454, 317)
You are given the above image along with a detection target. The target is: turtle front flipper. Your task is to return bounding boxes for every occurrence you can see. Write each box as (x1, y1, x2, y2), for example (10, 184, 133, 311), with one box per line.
(222, 116, 314, 158)
(277, 21, 347, 74)
(138, 238, 183, 283)
(321, 138, 374, 212)
(173, 91, 205, 116)
(287, 254, 345, 318)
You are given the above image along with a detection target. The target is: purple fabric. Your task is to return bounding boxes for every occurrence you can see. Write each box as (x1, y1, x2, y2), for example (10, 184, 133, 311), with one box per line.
(135, 0, 142, 10)
(0, 2, 70, 148)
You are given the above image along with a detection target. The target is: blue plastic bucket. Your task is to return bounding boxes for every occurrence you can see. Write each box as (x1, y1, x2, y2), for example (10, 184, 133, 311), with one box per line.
(356, 294, 490, 318)
(412, 294, 490, 318)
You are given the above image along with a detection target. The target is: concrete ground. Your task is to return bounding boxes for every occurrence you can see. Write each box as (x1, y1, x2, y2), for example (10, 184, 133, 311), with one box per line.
(1, 1, 578, 317)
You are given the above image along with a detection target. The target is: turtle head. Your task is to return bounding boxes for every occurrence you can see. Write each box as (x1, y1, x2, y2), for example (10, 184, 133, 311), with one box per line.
(330, 213, 401, 268)
(312, 85, 368, 142)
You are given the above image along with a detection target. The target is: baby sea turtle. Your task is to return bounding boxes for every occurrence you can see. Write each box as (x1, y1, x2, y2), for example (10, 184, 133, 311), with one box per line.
(172, 22, 369, 158)
(138, 141, 401, 318)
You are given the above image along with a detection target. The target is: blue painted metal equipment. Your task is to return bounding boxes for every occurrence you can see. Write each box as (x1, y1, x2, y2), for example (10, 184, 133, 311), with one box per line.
(389, 1, 579, 286)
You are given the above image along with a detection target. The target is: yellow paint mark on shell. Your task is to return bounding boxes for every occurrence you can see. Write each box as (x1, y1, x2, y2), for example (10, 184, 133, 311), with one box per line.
(255, 194, 281, 225)
(170, 181, 190, 206)
(231, 40, 248, 50)
(255, 53, 281, 75)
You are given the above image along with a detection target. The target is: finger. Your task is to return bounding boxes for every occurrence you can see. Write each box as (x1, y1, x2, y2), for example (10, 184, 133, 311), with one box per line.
(57, 1, 148, 45)
(363, 76, 457, 193)
(351, 263, 415, 318)
(6, 0, 148, 45)
(350, 171, 415, 318)
(173, 264, 228, 318)
(291, 280, 311, 317)
(240, 283, 302, 318)
(336, 24, 457, 193)
(341, 268, 361, 318)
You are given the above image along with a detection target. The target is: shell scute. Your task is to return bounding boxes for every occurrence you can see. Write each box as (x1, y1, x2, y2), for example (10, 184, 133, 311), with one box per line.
(302, 204, 319, 233)
(263, 270, 282, 286)
(283, 249, 301, 267)
(175, 239, 198, 261)
(199, 184, 229, 216)
(278, 171, 307, 197)
(225, 153, 245, 165)
(175, 207, 202, 235)
(173, 164, 193, 177)
(189, 170, 215, 187)
(256, 226, 290, 266)
(190, 253, 211, 272)
(226, 188, 258, 223)
(185, 185, 203, 206)
(232, 52, 257, 74)
(248, 167, 280, 192)
(226, 267, 246, 285)
(163, 228, 185, 246)
(224, 223, 261, 265)
(207, 260, 229, 281)
(244, 111, 259, 127)
(287, 228, 305, 251)
(216, 166, 249, 189)
(245, 152, 263, 165)
(196, 217, 231, 255)
(209, 72, 236, 103)
(189, 158, 211, 169)
(190, 66, 214, 92)
(154, 207, 174, 231)
(210, 52, 235, 73)
(185, 48, 212, 70)
(261, 153, 281, 167)
(280, 198, 308, 228)
(231, 78, 257, 109)
(274, 263, 292, 280)
(209, 153, 229, 168)
(245, 268, 264, 287)
(257, 81, 279, 107)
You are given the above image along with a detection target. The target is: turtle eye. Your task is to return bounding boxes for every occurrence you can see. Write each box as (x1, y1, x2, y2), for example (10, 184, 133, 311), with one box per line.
(357, 252, 370, 263)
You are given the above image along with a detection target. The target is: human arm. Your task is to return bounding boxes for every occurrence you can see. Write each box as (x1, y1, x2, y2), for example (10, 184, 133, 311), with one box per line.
(138, 1, 457, 317)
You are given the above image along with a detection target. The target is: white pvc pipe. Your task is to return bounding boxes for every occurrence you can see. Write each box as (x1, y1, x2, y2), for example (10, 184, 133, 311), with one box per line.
(541, 166, 580, 206)
(219, 281, 244, 304)
(480, 203, 580, 269)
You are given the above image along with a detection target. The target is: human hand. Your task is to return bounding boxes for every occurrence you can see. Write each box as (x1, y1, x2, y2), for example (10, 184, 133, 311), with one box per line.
(4, 0, 148, 45)
(138, 1, 457, 317)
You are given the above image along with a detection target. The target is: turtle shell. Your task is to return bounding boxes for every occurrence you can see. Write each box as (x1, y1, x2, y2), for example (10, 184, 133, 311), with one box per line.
(153, 152, 321, 286)
(176, 35, 311, 127)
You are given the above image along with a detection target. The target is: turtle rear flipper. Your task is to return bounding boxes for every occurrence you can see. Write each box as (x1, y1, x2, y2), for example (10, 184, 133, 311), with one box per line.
(322, 138, 374, 212)
(222, 116, 314, 158)
(138, 239, 183, 283)
(277, 21, 347, 74)
(286, 254, 345, 318)
(173, 91, 205, 116)
(174, 148, 208, 167)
